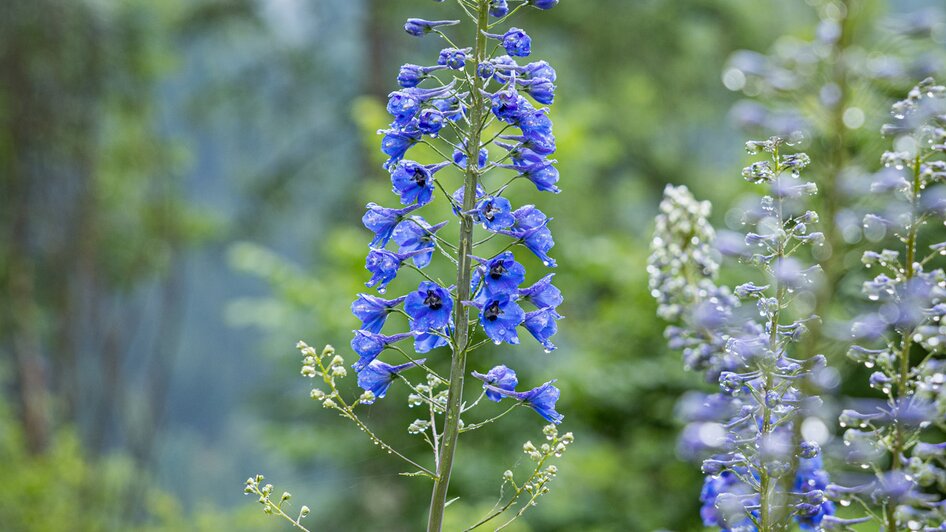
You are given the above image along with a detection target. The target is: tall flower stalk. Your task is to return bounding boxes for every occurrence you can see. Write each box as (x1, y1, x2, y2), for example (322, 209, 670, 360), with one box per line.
(246, 1, 571, 531)
(831, 78, 946, 530)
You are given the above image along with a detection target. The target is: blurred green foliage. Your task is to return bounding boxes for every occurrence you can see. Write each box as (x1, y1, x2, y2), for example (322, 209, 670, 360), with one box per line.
(0, 0, 942, 530)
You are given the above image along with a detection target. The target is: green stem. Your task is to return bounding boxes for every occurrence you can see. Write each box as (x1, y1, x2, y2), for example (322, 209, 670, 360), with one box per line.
(426, 3, 490, 530)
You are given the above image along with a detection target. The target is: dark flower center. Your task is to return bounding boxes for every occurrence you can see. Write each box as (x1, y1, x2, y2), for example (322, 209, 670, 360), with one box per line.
(412, 168, 428, 187)
(483, 202, 499, 221)
(489, 262, 506, 279)
(424, 289, 443, 310)
(484, 301, 502, 321)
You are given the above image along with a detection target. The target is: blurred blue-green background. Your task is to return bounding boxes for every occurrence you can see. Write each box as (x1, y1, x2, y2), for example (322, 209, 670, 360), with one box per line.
(1, 0, 943, 530)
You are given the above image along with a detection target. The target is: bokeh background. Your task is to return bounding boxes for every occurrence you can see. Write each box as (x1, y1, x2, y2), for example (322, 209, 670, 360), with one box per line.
(1, 0, 943, 530)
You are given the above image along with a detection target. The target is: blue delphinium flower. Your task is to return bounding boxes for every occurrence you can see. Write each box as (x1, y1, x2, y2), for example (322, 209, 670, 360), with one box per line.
(522, 60, 556, 82)
(357, 359, 427, 402)
(529, 0, 558, 9)
(396, 64, 446, 88)
(486, 380, 564, 424)
(453, 147, 489, 169)
(418, 108, 445, 136)
(451, 183, 486, 215)
(437, 47, 471, 69)
(474, 293, 525, 345)
(379, 124, 422, 169)
(523, 307, 561, 351)
(365, 248, 424, 292)
(474, 196, 517, 231)
(404, 281, 454, 332)
(390, 160, 449, 206)
(362, 202, 422, 248)
(403, 18, 459, 37)
(502, 151, 560, 193)
(519, 77, 555, 105)
(351, 331, 414, 371)
(794, 455, 835, 530)
(488, 0, 509, 18)
(518, 274, 562, 309)
(499, 205, 556, 266)
(474, 251, 526, 295)
(413, 329, 449, 354)
(351, 293, 407, 333)
(471, 365, 519, 402)
(486, 28, 531, 57)
(392, 216, 447, 268)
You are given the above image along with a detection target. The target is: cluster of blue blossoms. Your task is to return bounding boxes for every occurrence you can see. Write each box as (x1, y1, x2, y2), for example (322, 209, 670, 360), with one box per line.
(650, 139, 853, 530)
(353, 0, 564, 424)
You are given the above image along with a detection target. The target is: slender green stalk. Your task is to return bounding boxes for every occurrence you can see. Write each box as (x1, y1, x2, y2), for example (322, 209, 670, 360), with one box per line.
(885, 154, 921, 531)
(426, 2, 490, 529)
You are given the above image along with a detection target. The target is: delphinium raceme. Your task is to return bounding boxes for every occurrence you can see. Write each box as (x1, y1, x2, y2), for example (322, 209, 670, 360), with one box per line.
(651, 138, 846, 530)
(828, 78, 946, 530)
(245, 1, 574, 531)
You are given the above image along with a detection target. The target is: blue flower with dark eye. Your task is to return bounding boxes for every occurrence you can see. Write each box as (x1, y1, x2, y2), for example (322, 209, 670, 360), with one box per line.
(489, 0, 509, 17)
(474, 251, 526, 295)
(475, 293, 525, 345)
(486, 380, 564, 424)
(403, 18, 459, 37)
(365, 248, 425, 292)
(486, 28, 531, 57)
(502, 151, 560, 193)
(390, 160, 448, 206)
(362, 202, 422, 248)
(418, 109, 445, 136)
(518, 273, 562, 309)
(471, 365, 518, 402)
(351, 330, 415, 371)
(438, 47, 470, 70)
(379, 122, 422, 168)
(499, 205, 556, 266)
(351, 293, 407, 333)
(520, 77, 555, 105)
(529, 0, 559, 9)
(474, 196, 516, 231)
(357, 358, 426, 402)
(392, 216, 447, 268)
(453, 147, 488, 169)
(523, 307, 562, 351)
(404, 281, 453, 332)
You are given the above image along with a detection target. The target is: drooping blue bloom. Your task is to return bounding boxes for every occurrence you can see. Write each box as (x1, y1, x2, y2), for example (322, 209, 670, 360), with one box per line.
(522, 60, 557, 82)
(431, 96, 464, 122)
(357, 358, 427, 402)
(487, 28, 531, 57)
(390, 160, 448, 206)
(396, 64, 445, 88)
(700, 470, 755, 529)
(403, 18, 459, 37)
(499, 205, 556, 266)
(392, 216, 447, 268)
(518, 273, 562, 309)
(474, 196, 517, 231)
(351, 330, 415, 371)
(414, 328, 449, 353)
(477, 62, 496, 80)
(437, 47, 470, 70)
(503, 151, 560, 193)
(491, 88, 527, 123)
(418, 108, 445, 136)
(475, 293, 525, 345)
(471, 365, 518, 402)
(386, 91, 421, 126)
(523, 307, 561, 351)
(365, 248, 424, 292)
(486, 380, 564, 424)
(794, 456, 835, 530)
(379, 122, 422, 168)
(404, 281, 454, 332)
(490, 55, 520, 83)
(351, 293, 407, 333)
(488, 0, 509, 17)
(520, 77, 555, 105)
(453, 147, 489, 169)
(362, 202, 422, 248)
(452, 183, 486, 215)
(474, 251, 526, 295)
(530, 0, 559, 9)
